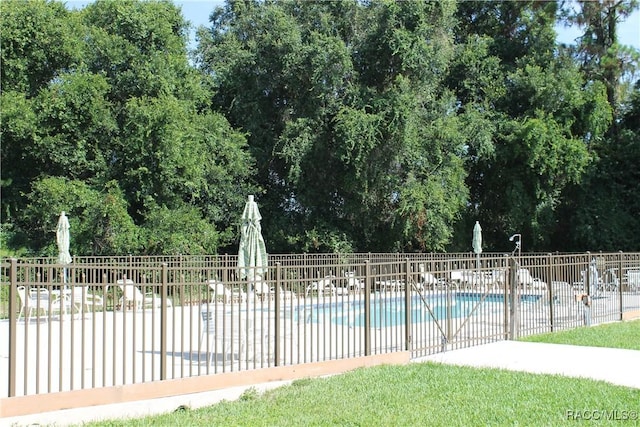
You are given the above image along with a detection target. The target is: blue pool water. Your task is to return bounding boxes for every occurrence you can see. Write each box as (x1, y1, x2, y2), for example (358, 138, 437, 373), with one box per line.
(294, 292, 542, 328)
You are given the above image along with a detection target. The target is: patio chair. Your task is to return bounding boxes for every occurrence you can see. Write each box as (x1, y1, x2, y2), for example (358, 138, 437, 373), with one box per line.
(70, 286, 104, 313)
(17, 286, 50, 319)
(116, 279, 170, 310)
(253, 280, 296, 302)
(416, 271, 443, 291)
(306, 276, 336, 297)
(335, 272, 363, 296)
(276, 285, 296, 301)
(254, 281, 273, 302)
(199, 310, 246, 365)
(17, 286, 72, 320)
(601, 268, 620, 291)
(550, 281, 577, 305)
(208, 280, 246, 304)
(573, 265, 602, 295)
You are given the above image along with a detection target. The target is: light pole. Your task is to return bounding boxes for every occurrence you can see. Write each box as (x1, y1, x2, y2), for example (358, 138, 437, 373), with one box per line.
(508, 233, 522, 339)
(509, 234, 521, 258)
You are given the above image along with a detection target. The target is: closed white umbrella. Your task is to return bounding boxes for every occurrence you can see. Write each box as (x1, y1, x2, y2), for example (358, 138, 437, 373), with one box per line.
(56, 211, 72, 284)
(238, 195, 268, 283)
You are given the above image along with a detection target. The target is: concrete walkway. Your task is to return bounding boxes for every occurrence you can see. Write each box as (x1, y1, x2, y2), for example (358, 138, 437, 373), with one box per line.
(3, 341, 639, 426)
(415, 341, 640, 389)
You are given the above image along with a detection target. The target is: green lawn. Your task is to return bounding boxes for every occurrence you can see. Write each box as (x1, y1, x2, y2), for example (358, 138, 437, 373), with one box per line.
(520, 319, 640, 350)
(81, 320, 640, 427)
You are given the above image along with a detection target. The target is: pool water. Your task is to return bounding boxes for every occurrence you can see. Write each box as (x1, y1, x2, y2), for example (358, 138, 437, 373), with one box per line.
(294, 292, 541, 328)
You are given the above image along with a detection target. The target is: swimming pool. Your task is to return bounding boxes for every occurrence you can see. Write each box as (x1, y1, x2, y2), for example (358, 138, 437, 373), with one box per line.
(294, 292, 543, 328)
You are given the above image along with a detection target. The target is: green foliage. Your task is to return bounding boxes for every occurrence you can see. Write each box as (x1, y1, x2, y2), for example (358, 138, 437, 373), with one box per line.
(449, 1, 620, 251)
(80, 181, 142, 256)
(0, 0, 81, 96)
(521, 320, 640, 351)
(564, 0, 640, 111)
(1, 0, 638, 255)
(141, 203, 221, 255)
(238, 387, 260, 402)
(0, 91, 39, 217)
(553, 1, 640, 251)
(199, 0, 466, 252)
(1, 0, 256, 256)
(34, 71, 116, 181)
(561, 84, 640, 251)
(21, 177, 140, 256)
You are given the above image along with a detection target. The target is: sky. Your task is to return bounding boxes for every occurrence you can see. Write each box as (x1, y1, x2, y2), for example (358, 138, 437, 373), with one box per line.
(67, 0, 639, 52)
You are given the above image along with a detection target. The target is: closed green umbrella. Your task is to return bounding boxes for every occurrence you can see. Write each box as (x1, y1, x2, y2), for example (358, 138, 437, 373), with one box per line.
(238, 195, 268, 282)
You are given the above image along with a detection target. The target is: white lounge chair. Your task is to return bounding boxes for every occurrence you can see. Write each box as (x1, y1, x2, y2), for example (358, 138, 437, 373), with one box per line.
(199, 310, 246, 364)
(254, 280, 296, 302)
(550, 281, 577, 305)
(254, 281, 273, 302)
(70, 286, 104, 313)
(17, 286, 50, 319)
(335, 272, 363, 295)
(208, 280, 246, 304)
(416, 271, 444, 291)
(17, 286, 72, 319)
(626, 270, 640, 291)
(276, 285, 296, 301)
(306, 276, 336, 297)
(116, 279, 170, 310)
(516, 269, 548, 291)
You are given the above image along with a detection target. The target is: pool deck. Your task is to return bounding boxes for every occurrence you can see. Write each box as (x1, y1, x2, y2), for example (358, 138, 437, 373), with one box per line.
(3, 340, 639, 426)
(3, 290, 640, 426)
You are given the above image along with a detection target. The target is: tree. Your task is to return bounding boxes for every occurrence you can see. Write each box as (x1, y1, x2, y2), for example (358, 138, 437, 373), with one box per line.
(140, 203, 222, 255)
(1, 0, 258, 256)
(198, 0, 467, 252)
(562, 83, 640, 251)
(554, 0, 640, 251)
(449, 1, 612, 251)
(1, 0, 83, 222)
(563, 0, 639, 117)
(20, 177, 140, 256)
(1, 0, 81, 96)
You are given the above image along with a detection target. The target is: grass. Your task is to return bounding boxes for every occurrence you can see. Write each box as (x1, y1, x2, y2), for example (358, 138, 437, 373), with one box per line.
(520, 319, 640, 350)
(78, 320, 640, 427)
(82, 364, 639, 427)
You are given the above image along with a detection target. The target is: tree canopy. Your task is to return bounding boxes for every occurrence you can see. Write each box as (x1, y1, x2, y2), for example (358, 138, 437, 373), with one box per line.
(1, 0, 638, 256)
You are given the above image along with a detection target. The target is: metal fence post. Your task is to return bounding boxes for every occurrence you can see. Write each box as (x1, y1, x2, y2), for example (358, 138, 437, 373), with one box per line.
(618, 251, 624, 320)
(364, 260, 371, 356)
(404, 258, 411, 351)
(275, 262, 281, 366)
(584, 251, 592, 326)
(446, 259, 453, 346)
(9, 258, 17, 397)
(547, 253, 555, 332)
(508, 257, 519, 340)
(585, 251, 592, 295)
(503, 255, 509, 340)
(161, 263, 168, 380)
